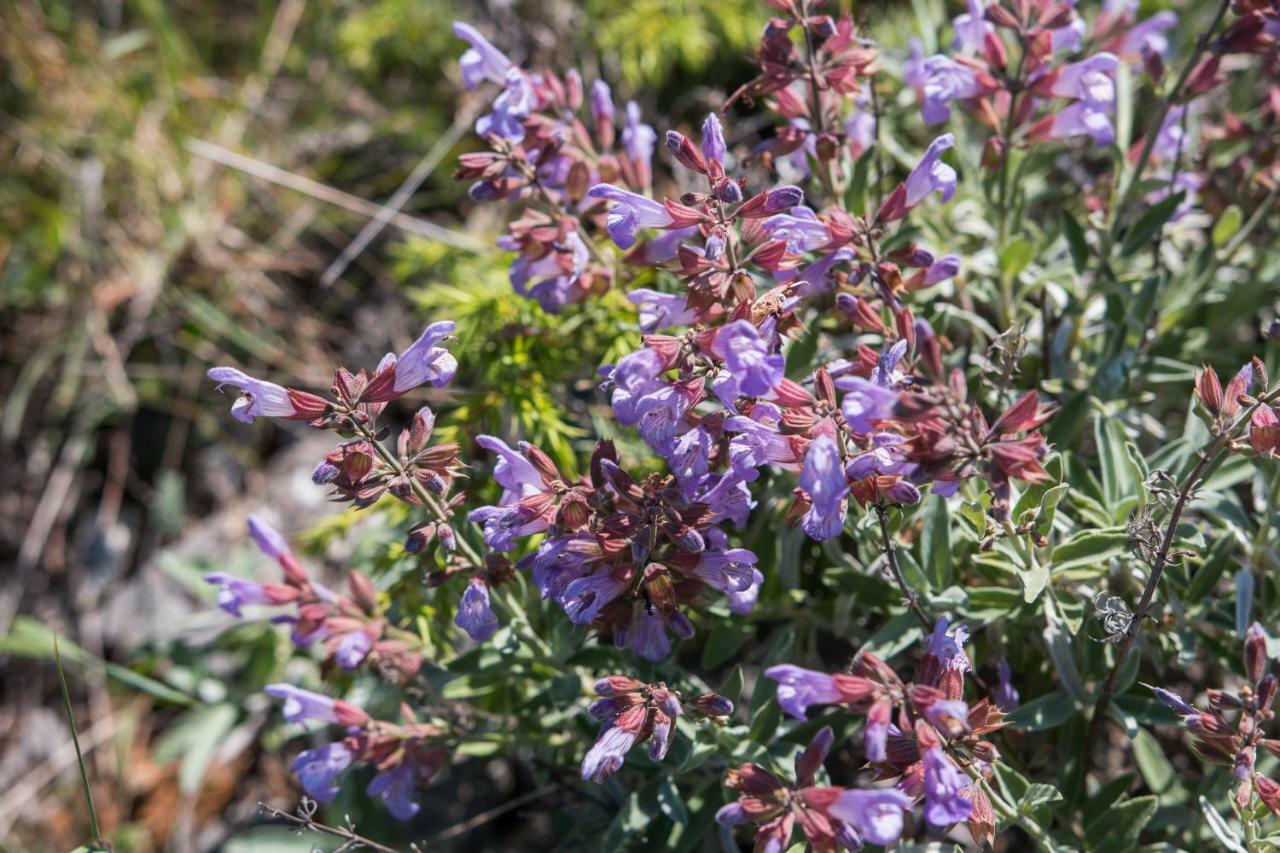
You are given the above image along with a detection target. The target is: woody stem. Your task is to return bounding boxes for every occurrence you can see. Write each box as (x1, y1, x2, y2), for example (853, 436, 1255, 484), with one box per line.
(875, 503, 931, 629)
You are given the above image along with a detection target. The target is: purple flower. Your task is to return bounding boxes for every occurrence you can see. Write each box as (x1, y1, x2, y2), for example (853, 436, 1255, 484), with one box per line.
(581, 724, 639, 782)
(846, 433, 910, 480)
(690, 548, 758, 593)
(606, 348, 667, 425)
(630, 607, 672, 661)
(904, 38, 926, 89)
(846, 106, 876, 154)
(628, 289, 696, 332)
(713, 320, 785, 397)
(1149, 684, 1197, 716)
(468, 503, 549, 551)
(247, 515, 291, 561)
(763, 206, 830, 253)
(922, 747, 972, 826)
(995, 657, 1020, 711)
(590, 79, 615, 124)
(1154, 106, 1191, 161)
(801, 434, 849, 541)
(265, 684, 342, 725)
(452, 22, 513, 89)
(588, 184, 673, 249)
(1052, 18, 1086, 53)
(388, 321, 457, 392)
(1038, 101, 1116, 145)
(207, 367, 296, 423)
(701, 112, 727, 164)
(525, 534, 596, 602)
(696, 472, 755, 528)
(764, 664, 842, 718)
(203, 573, 274, 617)
(837, 378, 899, 434)
(335, 631, 372, 670)
(507, 230, 589, 313)
(924, 254, 961, 285)
(562, 572, 628, 624)
(476, 68, 535, 142)
(1047, 54, 1118, 108)
(291, 742, 354, 802)
(920, 58, 983, 125)
(456, 577, 499, 642)
(951, 0, 991, 52)
(828, 788, 914, 846)
(926, 617, 971, 673)
(475, 435, 545, 503)
(368, 763, 421, 820)
(903, 134, 957, 207)
(922, 698, 971, 733)
(634, 383, 694, 455)
(621, 102, 657, 185)
(725, 407, 795, 476)
(1120, 11, 1178, 59)
(789, 248, 855, 298)
(728, 568, 764, 615)
(670, 423, 715, 481)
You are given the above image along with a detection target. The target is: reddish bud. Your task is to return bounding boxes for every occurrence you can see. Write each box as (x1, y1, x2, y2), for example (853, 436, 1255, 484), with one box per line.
(1246, 623, 1269, 684)
(348, 571, 378, 614)
(665, 131, 709, 174)
(1251, 406, 1280, 455)
(1196, 365, 1223, 414)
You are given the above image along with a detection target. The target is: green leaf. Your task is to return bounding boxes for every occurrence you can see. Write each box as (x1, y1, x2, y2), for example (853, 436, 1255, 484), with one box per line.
(701, 622, 751, 670)
(656, 776, 688, 824)
(1199, 795, 1246, 852)
(1020, 561, 1050, 603)
(1119, 191, 1185, 257)
(1050, 528, 1129, 574)
(1020, 783, 1063, 812)
(1000, 237, 1033, 279)
(1084, 795, 1157, 852)
(1211, 205, 1242, 247)
(1094, 415, 1136, 512)
(1061, 209, 1089, 275)
(1006, 691, 1077, 731)
(920, 495, 952, 590)
(153, 703, 238, 793)
(1132, 728, 1184, 801)
(993, 762, 1031, 805)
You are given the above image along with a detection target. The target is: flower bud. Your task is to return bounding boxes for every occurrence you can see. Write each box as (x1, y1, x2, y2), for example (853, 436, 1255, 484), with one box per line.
(347, 571, 378, 615)
(1196, 365, 1223, 415)
(665, 130, 708, 174)
(1246, 622, 1269, 684)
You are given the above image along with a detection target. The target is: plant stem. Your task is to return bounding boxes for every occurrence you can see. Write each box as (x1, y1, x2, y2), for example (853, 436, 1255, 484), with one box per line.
(55, 636, 102, 847)
(1083, 397, 1265, 765)
(874, 503, 931, 628)
(259, 801, 399, 852)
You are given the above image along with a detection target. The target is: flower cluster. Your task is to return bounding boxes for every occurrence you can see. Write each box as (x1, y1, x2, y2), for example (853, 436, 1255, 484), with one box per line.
(750, 618, 1009, 848)
(264, 685, 449, 820)
(205, 517, 423, 676)
(468, 438, 760, 660)
(452, 23, 658, 312)
(581, 676, 733, 782)
(1151, 624, 1280, 815)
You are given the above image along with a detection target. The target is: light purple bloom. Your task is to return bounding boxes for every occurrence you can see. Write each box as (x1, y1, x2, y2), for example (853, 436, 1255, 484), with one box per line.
(207, 367, 296, 423)
(630, 607, 672, 661)
(606, 348, 667, 425)
(335, 631, 372, 670)
(1040, 101, 1116, 145)
(1052, 18, 1086, 54)
(701, 112, 728, 164)
(670, 423, 715, 482)
(995, 657, 1020, 711)
(1154, 106, 1191, 161)
(904, 38, 926, 89)
(924, 254, 961, 285)
(765, 663, 842, 718)
(265, 683, 341, 725)
(846, 432, 909, 480)
(506, 230, 589, 313)
(291, 742, 353, 802)
(1150, 685, 1197, 716)
(590, 79, 615, 124)
(828, 788, 914, 846)
(1047, 54, 1118, 108)
(801, 434, 849, 541)
(790, 248, 855, 298)
(903, 134, 957, 207)
(726, 407, 794, 476)
(1120, 12, 1178, 59)
(456, 577, 499, 642)
(628, 288, 697, 332)
(920, 57, 983, 125)
(922, 747, 973, 826)
(204, 573, 273, 617)
(922, 698, 971, 732)
(467, 503, 549, 551)
(587, 183, 674, 249)
(690, 548, 758, 593)
(621, 102, 657, 182)
(247, 515, 291, 561)
(476, 68, 535, 142)
(562, 572, 628, 624)
(952, 0, 991, 52)
(368, 763, 420, 820)
(475, 435, 545, 503)
(763, 205, 830, 253)
(728, 568, 764, 615)
(837, 378, 899, 434)
(697, 472, 755, 529)
(713, 320, 785, 397)
(453, 22, 513, 89)
(388, 320, 457, 392)
(926, 617, 971, 673)
(581, 725, 639, 782)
